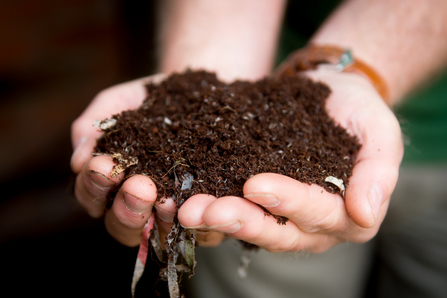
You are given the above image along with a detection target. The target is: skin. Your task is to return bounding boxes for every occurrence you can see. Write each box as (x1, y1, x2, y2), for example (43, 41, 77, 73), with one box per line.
(157, 0, 286, 82)
(71, 0, 447, 252)
(311, 0, 447, 104)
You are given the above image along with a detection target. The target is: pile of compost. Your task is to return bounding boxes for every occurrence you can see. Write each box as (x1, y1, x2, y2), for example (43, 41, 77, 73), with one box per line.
(96, 70, 360, 200)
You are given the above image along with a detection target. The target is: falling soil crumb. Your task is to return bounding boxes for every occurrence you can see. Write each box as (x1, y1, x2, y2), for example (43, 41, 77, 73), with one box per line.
(95, 70, 361, 205)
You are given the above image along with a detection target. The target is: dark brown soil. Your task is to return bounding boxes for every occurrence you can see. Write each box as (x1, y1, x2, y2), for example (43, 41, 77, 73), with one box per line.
(95, 70, 361, 208)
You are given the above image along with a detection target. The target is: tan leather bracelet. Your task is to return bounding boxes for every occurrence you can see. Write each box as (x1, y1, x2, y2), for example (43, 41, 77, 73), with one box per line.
(275, 45, 390, 105)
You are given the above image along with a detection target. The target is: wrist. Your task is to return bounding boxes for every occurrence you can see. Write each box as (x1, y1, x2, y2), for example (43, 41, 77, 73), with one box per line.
(275, 44, 390, 106)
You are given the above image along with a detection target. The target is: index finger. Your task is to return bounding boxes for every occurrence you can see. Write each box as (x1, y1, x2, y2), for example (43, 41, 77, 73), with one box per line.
(243, 173, 348, 234)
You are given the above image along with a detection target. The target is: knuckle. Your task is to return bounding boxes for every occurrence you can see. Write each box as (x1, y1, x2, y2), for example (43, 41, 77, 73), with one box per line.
(301, 201, 344, 234)
(264, 233, 304, 253)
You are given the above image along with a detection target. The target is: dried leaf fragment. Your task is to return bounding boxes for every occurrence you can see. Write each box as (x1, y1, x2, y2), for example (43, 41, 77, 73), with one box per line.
(150, 220, 165, 262)
(110, 152, 138, 177)
(179, 229, 197, 273)
(165, 221, 181, 298)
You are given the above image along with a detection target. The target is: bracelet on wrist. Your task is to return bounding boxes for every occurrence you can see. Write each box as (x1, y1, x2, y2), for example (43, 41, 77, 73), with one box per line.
(275, 44, 390, 105)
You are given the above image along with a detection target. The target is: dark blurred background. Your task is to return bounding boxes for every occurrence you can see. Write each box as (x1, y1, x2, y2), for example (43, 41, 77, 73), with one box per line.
(0, 0, 168, 296)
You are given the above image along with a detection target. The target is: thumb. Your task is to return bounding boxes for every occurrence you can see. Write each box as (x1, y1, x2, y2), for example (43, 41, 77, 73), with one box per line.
(344, 109, 402, 229)
(345, 159, 398, 229)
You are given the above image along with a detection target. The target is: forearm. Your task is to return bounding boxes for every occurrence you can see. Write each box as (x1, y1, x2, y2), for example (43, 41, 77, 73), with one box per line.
(311, 0, 447, 104)
(157, 0, 286, 81)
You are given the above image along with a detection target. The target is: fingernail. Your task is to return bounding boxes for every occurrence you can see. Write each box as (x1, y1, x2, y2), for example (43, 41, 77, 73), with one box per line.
(208, 221, 241, 234)
(368, 184, 383, 223)
(154, 205, 176, 223)
(244, 193, 280, 207)
(89, 171, 115, 189)
(123, 192, 153, 214)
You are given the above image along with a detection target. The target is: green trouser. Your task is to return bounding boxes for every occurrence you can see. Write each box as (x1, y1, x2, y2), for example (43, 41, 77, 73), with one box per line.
(375, 164, 447, 297)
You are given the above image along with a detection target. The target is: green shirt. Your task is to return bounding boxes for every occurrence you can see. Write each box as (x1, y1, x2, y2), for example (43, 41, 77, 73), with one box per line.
(395, 73, 447, 164)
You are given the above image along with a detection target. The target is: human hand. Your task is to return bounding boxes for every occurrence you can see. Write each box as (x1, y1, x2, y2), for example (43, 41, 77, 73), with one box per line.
(178, 68, 403, 253)
(71, 74, 181, 247)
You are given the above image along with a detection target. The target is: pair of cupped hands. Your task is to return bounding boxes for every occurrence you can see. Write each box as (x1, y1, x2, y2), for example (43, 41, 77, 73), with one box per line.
(71, 68, 403, 253)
